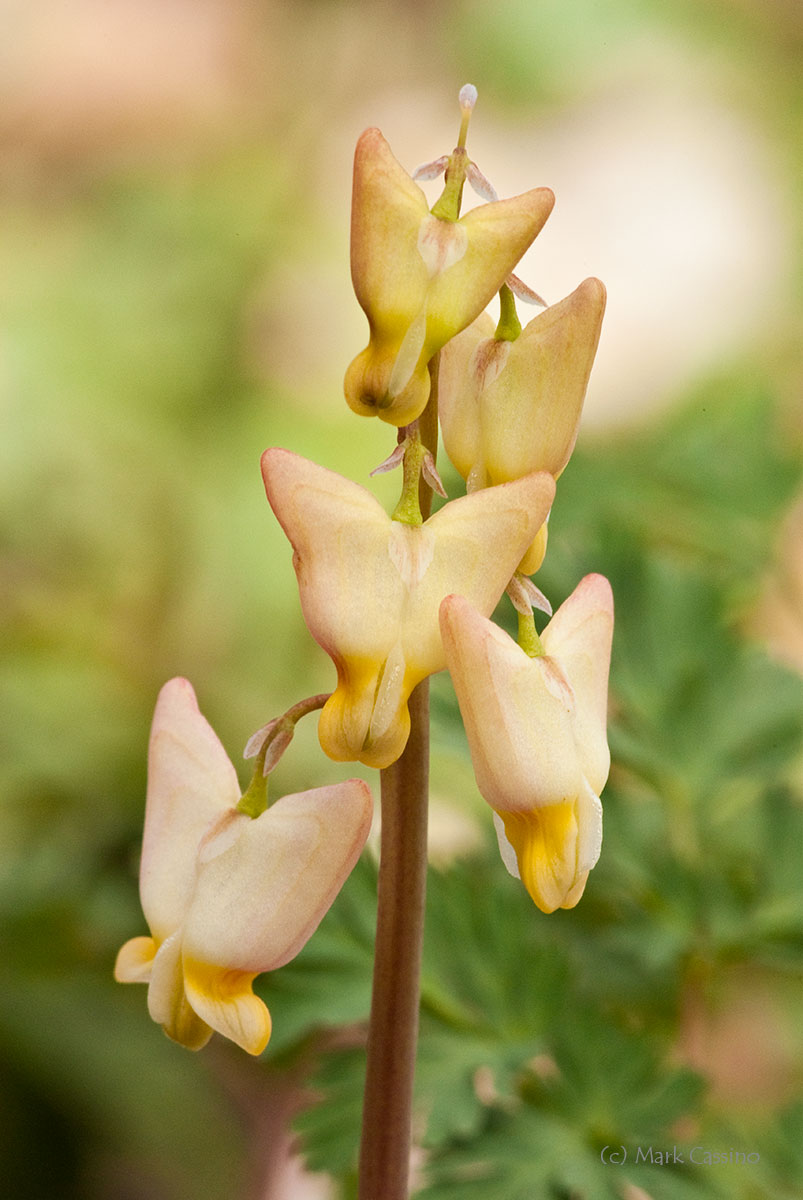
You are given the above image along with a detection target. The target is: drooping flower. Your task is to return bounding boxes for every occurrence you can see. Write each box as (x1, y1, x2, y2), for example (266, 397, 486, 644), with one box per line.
(438, 278, 606, 572)
(114, 678, 372, 1054)
(439, 574, 613, 913)
(344, 127, 555, 427)
(262, 448, 555, 770)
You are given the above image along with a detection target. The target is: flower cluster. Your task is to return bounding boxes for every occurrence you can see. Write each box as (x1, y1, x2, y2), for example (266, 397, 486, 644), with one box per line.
(116, 86, 612, 1052)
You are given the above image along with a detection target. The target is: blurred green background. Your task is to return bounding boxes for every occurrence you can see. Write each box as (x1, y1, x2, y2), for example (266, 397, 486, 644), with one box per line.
(1, 0, 802, 1197)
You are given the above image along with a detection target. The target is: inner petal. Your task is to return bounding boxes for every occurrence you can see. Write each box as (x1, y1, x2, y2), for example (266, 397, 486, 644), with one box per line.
(417, 215, 468, 277)
(147, 932, 213, 1051)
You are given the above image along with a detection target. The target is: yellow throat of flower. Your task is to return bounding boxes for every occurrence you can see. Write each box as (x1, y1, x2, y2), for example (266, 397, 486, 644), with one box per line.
(499, 802, 584, 914)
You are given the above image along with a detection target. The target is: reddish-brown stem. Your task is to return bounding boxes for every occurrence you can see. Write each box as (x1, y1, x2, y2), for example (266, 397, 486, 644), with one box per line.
(357, 680, 430, 1200)
(357, 357, 438, 1198)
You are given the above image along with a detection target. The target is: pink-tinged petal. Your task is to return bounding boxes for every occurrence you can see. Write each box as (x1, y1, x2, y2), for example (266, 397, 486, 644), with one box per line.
(483, 278, 606, 484)
(350, 128, 431, 325)
(146, 931, 213, 1051)
(183, 960, 271, 1056)
(542, 574, 614, 795)
(439, 594, 583, 812)
(139, 678, 240, 942)
(406, 472, 556, 680)
(182, 780, 373, 973)
(439, 278, 606, 487)
(261, 449, 403, 666)
(114, 935, 156, 984)
(356, 471, 554, 768)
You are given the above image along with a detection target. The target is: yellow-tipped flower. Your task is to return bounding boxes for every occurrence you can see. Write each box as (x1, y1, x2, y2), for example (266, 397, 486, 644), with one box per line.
(114, 678, 372, 1054)
(344, 127, 555, 427)
(439, 575, 613, 913)
(262, 448, 555, 770)
(439, 278, 606, 572)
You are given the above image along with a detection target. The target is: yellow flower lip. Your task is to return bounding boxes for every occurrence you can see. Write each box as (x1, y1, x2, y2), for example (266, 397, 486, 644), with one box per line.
(345, 126, 555, 426)
(499, 804, 581, 913)
(114, 678, 373, 1053)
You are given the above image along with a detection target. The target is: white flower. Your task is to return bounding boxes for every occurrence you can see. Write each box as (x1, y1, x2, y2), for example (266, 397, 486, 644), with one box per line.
(439, 575, 613, 912)
(114, 678, 372, 1054)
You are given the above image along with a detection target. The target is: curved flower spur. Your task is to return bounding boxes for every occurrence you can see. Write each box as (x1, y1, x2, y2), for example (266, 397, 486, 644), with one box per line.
(114, 678, 372, 1054)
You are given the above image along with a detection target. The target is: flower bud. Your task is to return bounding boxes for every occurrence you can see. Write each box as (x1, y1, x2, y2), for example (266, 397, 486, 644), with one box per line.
(439, 278, 606, 571)
(345, 127, 554, 427)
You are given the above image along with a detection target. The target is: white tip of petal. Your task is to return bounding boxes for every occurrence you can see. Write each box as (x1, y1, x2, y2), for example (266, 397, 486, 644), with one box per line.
(493, 812, 521, 880)
(459, 83, 478, 112)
